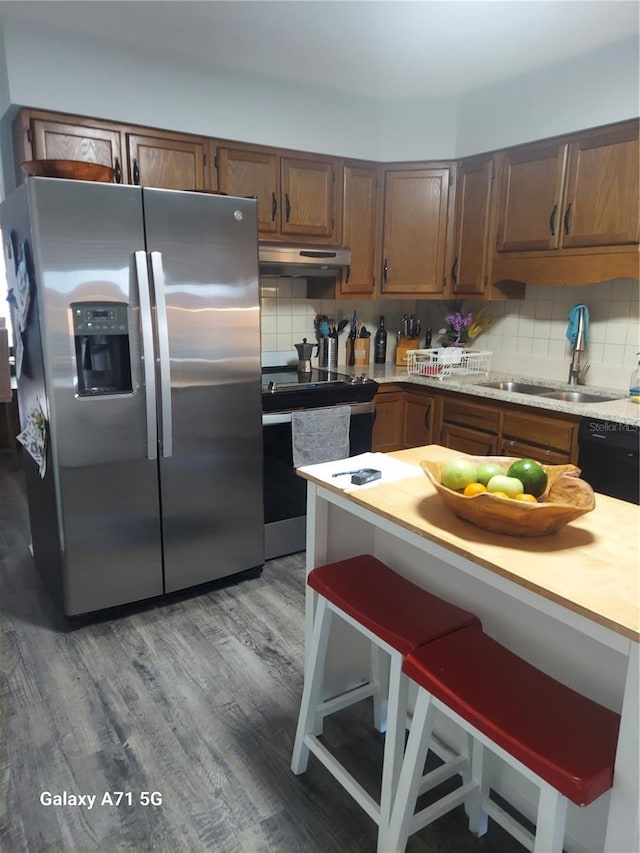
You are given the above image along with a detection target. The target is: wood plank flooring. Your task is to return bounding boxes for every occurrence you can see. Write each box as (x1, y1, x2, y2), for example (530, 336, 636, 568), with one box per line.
(0, 456, 526, 852)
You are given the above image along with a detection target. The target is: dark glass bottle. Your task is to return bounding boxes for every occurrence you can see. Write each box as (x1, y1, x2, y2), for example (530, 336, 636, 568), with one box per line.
(425, 328, 432, 348)
(374, 315, 387, 364)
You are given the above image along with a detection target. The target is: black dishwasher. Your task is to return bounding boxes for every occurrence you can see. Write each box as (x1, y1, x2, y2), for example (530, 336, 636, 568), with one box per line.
(578, 418, 639, 504)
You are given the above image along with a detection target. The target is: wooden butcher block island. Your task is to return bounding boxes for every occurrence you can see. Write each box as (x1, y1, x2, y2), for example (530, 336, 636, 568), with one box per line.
(338, 445, 638, 641)
(297, 444, 639, 853)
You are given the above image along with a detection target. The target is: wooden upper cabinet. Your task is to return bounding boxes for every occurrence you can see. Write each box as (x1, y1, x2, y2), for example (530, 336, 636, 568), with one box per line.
(217, 147, 278, 233)
(127, 132, 207, 190)
(15, 112, 125, 183)
(381, 168, 452, 295)
(340, 164, 378, 294)
(451, 155, 494, 295)
(562, 124, 640, 248)
(495, 142, 567, 252)
(215, 146, 339, 241)
(281, 156, 336, 239)
(495, 120, 639, 256)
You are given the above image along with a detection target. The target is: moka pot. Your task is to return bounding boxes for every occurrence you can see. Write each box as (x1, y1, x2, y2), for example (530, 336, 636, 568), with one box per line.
(294, 338, 318, 373)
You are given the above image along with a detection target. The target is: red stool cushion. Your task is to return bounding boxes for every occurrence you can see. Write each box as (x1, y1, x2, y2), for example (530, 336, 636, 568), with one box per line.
(308, 555, 481, 655)
(403, 627, 621, 806)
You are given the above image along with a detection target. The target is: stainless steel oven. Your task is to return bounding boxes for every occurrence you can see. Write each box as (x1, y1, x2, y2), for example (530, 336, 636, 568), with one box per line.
(262, 362, 378, 559)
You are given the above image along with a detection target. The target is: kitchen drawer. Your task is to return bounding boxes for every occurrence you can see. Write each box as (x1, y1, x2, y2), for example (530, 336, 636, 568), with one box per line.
(502, 409, 578, 454)
(500, 438, 571, 465)
(442, 395, 501, 434)
(441, 423, 499, 456)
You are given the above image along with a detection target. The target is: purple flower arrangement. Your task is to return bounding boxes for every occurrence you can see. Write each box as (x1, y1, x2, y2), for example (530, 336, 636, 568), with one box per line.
(439, 302, 491, 347)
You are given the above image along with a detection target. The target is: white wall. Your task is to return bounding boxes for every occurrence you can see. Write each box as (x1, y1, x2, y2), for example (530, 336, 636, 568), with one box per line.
(456, 37, 640, 156)
(2, 17, 638, 170)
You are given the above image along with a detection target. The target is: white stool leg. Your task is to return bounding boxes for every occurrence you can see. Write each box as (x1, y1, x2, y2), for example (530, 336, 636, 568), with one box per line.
(377, 653, 408, 850)
(371, 643, 385, 732)
(384, 688, 436, 853)
(291, 597, 333, 774)
(465, 736, 488, 836)
(534, 785, 567, 853)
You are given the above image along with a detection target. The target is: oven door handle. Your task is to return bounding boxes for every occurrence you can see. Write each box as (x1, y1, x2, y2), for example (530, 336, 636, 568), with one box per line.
(262, 401, 374, 426)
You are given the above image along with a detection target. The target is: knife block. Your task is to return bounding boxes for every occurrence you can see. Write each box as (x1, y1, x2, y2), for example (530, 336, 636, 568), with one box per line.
(346, 337, 370, 367)
(395, 336, 420, 366)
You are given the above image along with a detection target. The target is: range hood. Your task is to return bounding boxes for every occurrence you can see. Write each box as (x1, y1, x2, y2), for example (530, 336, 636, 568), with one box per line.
(258, 243, 351, 278)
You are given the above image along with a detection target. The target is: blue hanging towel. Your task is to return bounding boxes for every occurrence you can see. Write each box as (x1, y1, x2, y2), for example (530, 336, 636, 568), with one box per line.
(566, 304, 590, 346)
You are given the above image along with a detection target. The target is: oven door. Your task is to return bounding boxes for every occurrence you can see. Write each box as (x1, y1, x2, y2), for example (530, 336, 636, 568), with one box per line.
(262, 401, 375, 559)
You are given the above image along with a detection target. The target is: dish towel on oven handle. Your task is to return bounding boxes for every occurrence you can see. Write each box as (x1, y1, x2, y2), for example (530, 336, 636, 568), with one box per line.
(291, 406, 351, 468)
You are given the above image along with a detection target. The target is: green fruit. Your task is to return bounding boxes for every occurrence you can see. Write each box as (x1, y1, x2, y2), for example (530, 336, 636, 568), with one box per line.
(440, 458, 478, 491)
(487, 474, 524, 498)
(507, 458, 548, 498)
(476, 461, 504, 486)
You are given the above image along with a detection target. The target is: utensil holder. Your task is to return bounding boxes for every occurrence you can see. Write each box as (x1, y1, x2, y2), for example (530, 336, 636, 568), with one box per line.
(346, 338, 370, 367)
(318, 337, 338, 370)
(395, 336, 420, 366)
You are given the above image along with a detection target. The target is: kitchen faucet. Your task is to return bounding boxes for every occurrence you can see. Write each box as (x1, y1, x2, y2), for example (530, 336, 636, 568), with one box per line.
(568, 305, 589, 385)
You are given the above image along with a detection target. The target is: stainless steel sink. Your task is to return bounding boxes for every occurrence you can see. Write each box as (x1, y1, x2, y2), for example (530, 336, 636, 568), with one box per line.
(540, 390, 623, 404)
(478, 380, 557, 395)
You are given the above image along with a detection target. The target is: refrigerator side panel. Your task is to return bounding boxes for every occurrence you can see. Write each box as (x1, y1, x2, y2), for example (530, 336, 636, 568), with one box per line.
(27, 178, 164, 615)
(143, 189, 264, 592)
(1, 184, 65, 612)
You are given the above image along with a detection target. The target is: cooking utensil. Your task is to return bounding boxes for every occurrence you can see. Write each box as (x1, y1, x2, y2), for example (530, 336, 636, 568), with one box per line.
(337, 319, 349, 334)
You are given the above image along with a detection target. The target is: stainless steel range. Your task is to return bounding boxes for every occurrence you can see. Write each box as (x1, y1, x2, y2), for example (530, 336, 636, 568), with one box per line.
(262, 359, 378, 559)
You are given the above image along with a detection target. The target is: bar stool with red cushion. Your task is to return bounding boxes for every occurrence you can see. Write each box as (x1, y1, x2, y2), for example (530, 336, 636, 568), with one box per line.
(291, 554, 482, 850)
(385, 625, 621, 853)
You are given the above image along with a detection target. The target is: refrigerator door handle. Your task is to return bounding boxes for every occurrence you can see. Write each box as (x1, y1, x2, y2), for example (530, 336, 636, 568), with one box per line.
(149, 251, 173, 458)
(134, 251, 158, 460)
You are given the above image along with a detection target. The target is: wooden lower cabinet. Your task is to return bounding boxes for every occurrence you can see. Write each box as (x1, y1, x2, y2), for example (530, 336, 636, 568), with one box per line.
(441, 423, 499, 455)
(373, 385, 579, 465)
(501, 408, 578, 464)
(403, 392, 439, 448)
(440, 393, 501, 456)
(371, 387, 404, 452)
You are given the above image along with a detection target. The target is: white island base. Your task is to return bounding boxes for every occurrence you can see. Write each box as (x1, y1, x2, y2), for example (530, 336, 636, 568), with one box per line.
(299, 446, 639, 853)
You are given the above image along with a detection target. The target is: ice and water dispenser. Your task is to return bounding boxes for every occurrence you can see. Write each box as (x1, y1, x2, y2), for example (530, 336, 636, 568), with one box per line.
(72, 302, 132, 396)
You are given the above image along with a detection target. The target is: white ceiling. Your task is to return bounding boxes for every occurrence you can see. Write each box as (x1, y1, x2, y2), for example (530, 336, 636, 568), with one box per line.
(3, 1, 638, 100)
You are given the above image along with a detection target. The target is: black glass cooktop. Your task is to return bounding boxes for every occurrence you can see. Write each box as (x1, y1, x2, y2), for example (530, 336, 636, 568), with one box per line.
(261, 366, 378, 412)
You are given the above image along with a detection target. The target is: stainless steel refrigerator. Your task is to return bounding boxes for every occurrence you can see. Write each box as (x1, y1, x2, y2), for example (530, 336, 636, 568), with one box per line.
(1, 177, 264, 616)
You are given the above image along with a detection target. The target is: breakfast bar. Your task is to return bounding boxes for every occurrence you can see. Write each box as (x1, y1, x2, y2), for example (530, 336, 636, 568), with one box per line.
(297, 445, 639, 853)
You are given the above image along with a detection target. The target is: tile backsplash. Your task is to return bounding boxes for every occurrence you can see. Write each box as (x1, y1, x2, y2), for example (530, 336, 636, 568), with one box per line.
(260, 277, 640, 391)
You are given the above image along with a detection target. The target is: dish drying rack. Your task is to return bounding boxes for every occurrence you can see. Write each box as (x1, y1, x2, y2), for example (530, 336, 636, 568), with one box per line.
(406, 348, 492, 380)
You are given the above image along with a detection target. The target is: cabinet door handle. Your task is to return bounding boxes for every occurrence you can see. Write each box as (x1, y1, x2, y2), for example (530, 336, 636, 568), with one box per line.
(549, 204, 557, 236)
(114, 157, 122, 184)
(345, 264, 351, 284)
(383, 258, 388, 284)
(285, 194, 291, 222)
(451, 257, 458, 284)
(424, 403, 431, 431)
(486, 442, 494, 455)
(133, 158, 140, 185)
(271, 192, 277, 221)
(563, 203, 572, 235)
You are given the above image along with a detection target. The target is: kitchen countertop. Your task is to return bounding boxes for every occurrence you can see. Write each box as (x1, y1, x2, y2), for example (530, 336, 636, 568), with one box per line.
(298, 443, 640, 640)
(352, 363, 640, 427)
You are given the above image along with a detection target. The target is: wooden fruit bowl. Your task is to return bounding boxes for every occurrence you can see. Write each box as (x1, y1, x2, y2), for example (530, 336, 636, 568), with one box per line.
(21, 160, 115, 182)
(421, 456, 595, 537)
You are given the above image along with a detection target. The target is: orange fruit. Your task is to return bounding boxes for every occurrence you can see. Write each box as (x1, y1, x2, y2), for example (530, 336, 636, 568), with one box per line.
(463, 482, 487, 497)
(491, 491, 510, 499)
(515, 493, 538, 503)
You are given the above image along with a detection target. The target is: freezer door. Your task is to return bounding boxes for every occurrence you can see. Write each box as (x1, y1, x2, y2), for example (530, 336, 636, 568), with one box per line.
(142, 189, 264, 591)
(25, 178, 164, 614)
